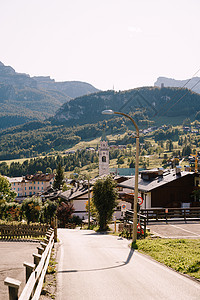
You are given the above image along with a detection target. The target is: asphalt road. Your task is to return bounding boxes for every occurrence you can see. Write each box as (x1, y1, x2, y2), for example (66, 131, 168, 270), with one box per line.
(56, 229, 200, 300)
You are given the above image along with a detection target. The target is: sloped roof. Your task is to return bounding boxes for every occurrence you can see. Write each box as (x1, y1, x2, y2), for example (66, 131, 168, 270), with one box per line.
(118, 169, 194, 193)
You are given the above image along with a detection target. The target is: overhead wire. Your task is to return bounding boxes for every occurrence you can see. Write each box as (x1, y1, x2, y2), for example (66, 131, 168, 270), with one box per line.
(154, 67, 200, 117)
(161, 78, 200, 115)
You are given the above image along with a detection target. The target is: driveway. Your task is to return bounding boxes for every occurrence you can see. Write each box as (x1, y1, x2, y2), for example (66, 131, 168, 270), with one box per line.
(147, 221, 200, 238)
(0, 241, 39, 299)
(56, 228, 200, 300)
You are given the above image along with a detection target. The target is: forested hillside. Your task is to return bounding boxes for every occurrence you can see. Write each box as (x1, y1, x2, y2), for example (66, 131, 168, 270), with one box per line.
(0, 85, 199, 160)
(0, 61, 99, 129)
(53, 86, 200, 126)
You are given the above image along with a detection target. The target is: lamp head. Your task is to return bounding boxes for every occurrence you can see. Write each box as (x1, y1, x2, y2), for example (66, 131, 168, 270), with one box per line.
(102, 109, 114, 115)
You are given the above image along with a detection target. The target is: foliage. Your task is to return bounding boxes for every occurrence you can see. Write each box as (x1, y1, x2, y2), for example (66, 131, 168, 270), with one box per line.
(21, 196, 42, 224)
(0, 202, 21, 221)
(41, 200, 58, 224)
(53, 162, 64, 190)
(56, 201, 75, 228)
(92, 176, 118, 231)
(0, 86, 199, 159)
(182, 145, 192, 156)
(0, 175, 16, 204)
(182, 118, 191, 127)
(85, 199, 97, 219)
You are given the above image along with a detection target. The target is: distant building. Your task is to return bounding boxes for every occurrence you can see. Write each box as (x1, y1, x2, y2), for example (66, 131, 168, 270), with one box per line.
(117, 167, 199, 209)
(8, 173, 54, 199)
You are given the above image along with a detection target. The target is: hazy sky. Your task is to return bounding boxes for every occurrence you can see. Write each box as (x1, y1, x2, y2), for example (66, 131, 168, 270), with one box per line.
(1, 0, 200, 91)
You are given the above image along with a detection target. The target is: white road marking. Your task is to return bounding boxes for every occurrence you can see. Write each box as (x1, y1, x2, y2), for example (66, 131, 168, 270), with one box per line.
(170, 224, 200, 237)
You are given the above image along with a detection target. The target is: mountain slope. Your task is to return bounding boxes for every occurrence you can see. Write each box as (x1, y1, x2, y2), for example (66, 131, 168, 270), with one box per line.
(0, 61, 99, 129)
(154, 76, 200, 94)
(0, 86, 200, 159)
(52, 86, 200, 126)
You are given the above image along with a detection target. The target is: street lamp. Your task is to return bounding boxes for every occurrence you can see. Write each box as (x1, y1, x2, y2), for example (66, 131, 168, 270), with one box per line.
(102, 109, 139, 243)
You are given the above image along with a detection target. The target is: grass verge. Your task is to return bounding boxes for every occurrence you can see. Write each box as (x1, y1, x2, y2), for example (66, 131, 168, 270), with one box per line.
(136, 238, 200, 280)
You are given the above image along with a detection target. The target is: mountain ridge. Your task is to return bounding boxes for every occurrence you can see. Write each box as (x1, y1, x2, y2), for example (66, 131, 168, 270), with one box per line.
(154, 76, 200, 94)
(0, 61, 99, 129)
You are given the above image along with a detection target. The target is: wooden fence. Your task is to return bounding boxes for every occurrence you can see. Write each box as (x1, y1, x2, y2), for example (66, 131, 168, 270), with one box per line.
(140, 207, 200, 223)
(123, 210, 147, 238)
(0, 224, 50, 239)
(4, 228, 55, 300)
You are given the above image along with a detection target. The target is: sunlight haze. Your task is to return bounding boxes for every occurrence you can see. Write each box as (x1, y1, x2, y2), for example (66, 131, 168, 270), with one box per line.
(1, 0, 199, 91)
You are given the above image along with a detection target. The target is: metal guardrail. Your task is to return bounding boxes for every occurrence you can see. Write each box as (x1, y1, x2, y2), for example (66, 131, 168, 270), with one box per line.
(4, 228, 54, 300)
(140, 207, 200, 224)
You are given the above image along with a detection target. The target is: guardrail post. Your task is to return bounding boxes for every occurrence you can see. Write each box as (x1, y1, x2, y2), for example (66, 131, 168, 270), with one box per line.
(23, 262, 35, 282)
(4, 277, 21, 300)
(33, 253, 42, 266)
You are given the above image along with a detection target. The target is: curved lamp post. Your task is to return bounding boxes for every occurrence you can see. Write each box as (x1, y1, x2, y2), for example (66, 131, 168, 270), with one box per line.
(102, 110, 139, 243)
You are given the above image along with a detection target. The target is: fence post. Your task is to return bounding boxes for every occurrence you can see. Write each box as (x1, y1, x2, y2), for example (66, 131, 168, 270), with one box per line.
(37, 246, 44, 255)
(40, 241, 48, 250)
(4, 277, 21, 300)
(23, 262, 35, 282)
(33, 253, 42, 267)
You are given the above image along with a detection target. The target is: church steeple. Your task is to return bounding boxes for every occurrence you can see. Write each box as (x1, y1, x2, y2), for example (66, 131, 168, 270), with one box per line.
(99, 125, 109, 176)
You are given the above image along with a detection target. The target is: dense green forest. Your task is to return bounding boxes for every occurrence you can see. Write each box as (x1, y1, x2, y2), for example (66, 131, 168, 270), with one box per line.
(0, 111, 149, 159)
(0, 151, 99, 177)
(1, 63, 200, 161)
(1, 122, 199, 177)
(53, 87, 200, 126)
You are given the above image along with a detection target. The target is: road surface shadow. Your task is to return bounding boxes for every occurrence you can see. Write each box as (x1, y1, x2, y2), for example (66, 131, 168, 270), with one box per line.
(58, 248, 134, 274)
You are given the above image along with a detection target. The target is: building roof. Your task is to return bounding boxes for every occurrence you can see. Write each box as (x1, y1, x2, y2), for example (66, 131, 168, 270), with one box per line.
(7, 173, 54, 184)
(25, 173, 54, 181)
(118, 168, 194, 193)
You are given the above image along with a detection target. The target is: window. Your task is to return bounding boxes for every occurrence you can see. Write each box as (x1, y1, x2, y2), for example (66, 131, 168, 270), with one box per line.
(14, 183, 15, 186)
(25, 187, 26, 190)
(102, 156, 106, 162)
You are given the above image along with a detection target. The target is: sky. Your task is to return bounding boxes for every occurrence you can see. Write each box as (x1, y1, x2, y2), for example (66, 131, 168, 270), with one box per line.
(0, 0, 200, 91)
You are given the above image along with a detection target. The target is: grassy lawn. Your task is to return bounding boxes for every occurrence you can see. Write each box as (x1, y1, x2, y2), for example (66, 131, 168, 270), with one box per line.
(136, 238, 200, 280)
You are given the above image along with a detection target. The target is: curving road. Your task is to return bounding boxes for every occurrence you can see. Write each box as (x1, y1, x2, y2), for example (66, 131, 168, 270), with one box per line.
(56, 229, 200, 300)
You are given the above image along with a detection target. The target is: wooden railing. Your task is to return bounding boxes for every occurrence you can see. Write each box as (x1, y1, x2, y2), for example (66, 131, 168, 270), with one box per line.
(4, 228, 55, 300)
(140, 207, 200, 223)
(124, 210, 147, 238)
(0, 223, 49, 239)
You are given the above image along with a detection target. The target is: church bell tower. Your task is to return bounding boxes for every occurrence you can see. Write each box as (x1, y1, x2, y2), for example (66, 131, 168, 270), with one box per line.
(99, 127, 109, 176)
